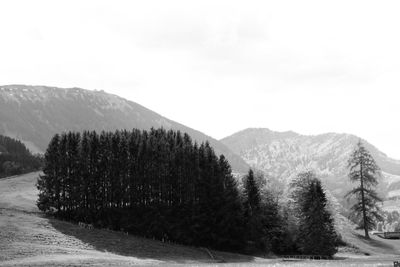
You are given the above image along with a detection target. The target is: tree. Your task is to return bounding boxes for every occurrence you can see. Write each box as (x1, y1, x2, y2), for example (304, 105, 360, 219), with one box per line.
(286, 171, 316, 250)
(346, 141, 383, 238)
(213, 155, 245, 250)
(296, 176, 338, 257)
(37, 134, 60, 213)
(243, 169, 263, 250)
(243, 169, 261, 217)
(242, 169, 283, 252)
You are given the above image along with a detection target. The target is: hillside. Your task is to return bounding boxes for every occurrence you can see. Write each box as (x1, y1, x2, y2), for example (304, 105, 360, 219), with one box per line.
(221, 128, 400, 203)
(1, 173, 400, 266)
(0, 85, 248, 173)
(0, 172, 264, 266)
(0, 135, 42, 178)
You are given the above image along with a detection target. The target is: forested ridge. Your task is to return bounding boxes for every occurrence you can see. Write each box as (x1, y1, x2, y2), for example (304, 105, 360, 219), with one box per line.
(0, 134, 42, 177)
(37, 128, 338, 256)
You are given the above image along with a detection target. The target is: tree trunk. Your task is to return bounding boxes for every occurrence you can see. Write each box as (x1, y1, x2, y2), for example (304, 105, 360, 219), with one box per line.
(360, 162, 369, 238)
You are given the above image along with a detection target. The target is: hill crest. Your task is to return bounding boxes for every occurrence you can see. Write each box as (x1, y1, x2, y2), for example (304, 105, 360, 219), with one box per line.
(0, 84, 249, 173)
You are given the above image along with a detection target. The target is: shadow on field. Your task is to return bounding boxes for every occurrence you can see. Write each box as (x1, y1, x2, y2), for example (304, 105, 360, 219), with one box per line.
(48, 217, 255, 264)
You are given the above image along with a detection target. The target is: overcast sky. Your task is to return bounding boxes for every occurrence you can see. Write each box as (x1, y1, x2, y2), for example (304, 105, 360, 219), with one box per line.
(1, 0, 400, 158)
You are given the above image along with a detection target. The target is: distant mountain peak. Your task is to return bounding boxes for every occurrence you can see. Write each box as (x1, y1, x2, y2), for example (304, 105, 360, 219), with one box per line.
(236, 127, 298, 135)
(221, 128, 400, 202)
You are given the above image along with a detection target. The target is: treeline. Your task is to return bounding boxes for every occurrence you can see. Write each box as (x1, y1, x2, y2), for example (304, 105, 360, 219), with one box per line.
(0, 134, 43, 177)
(37, 128, 338, 256)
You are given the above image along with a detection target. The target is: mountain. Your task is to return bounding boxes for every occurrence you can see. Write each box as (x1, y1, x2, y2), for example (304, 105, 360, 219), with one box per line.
(221, 128, 400, 202)
(0, 85, 249, 173)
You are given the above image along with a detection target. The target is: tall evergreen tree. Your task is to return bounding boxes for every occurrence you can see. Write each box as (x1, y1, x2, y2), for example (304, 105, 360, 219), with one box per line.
(88, 131, 100, 222)
(98, 131, 111, 219)
(79, 131, 91, 221)
(214, 155, 245, 250)
(296, 176, 338, 257)
(37, 134, 60, 213)
(66, 132, 81, 220)
(243, 169, 263, 250)
(58, 133, 68, 216)
(243, 169, 282, 252)
(346, 141, 383, 238)
(243, 169, 261, 217)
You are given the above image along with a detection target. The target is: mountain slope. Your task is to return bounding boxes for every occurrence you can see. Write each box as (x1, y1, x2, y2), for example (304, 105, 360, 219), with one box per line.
(0, 85, 248, 173)
(0, 172, 262, 266)
(221, 128, 400, 199)
(0, 134, 42, 177)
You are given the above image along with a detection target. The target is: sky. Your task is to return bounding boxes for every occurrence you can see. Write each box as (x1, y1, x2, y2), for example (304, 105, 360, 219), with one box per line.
(0, 0, 400, 158)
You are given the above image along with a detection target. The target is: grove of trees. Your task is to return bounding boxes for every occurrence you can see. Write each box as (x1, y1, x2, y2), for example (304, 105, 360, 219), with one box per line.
(38, 129, 255, 251)
(0, 134, 43, 177)
(37, 128, 339, 256)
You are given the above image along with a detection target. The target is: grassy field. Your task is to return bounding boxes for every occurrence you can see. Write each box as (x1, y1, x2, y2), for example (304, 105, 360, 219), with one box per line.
(1, 172, 400, 266)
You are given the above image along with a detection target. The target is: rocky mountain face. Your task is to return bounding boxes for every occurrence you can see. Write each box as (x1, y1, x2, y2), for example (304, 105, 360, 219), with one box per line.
(221, 128, 400, 201)
(0, 85, 249, 173)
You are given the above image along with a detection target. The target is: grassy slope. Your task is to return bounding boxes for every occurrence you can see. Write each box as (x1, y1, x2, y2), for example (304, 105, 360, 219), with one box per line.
(333, 207, 400, 257)
(1, 172, 400, 267)
(0, 172, 265, 266)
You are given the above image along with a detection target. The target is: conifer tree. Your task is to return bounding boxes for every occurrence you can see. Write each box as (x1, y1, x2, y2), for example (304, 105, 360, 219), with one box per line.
(346, 141, 383, 238)
(214, 155, 245, 250)
(243, 169, 263, 249)
(37, 134, 60, 213)
(80, 131, 91, 221)
(98, 131, 111, 217)
(243, 169, 261, 216)
(58, 133, 68, 216)
(66, 132, 81, 220)
(88, 131, 100, 221)
(243, 169, 282, 252)
(297, 177, 338, 257)
(289, 171, 315, 222)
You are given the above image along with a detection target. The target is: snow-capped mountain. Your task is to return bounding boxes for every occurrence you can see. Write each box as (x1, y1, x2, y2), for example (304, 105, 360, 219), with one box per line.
(0, 85, 249, 173)
(221, 128, 400, 200)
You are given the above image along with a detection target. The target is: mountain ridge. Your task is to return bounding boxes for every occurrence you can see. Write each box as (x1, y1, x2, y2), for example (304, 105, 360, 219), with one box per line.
(221, 128, 400, 201)
(0, 84, 249, 173)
